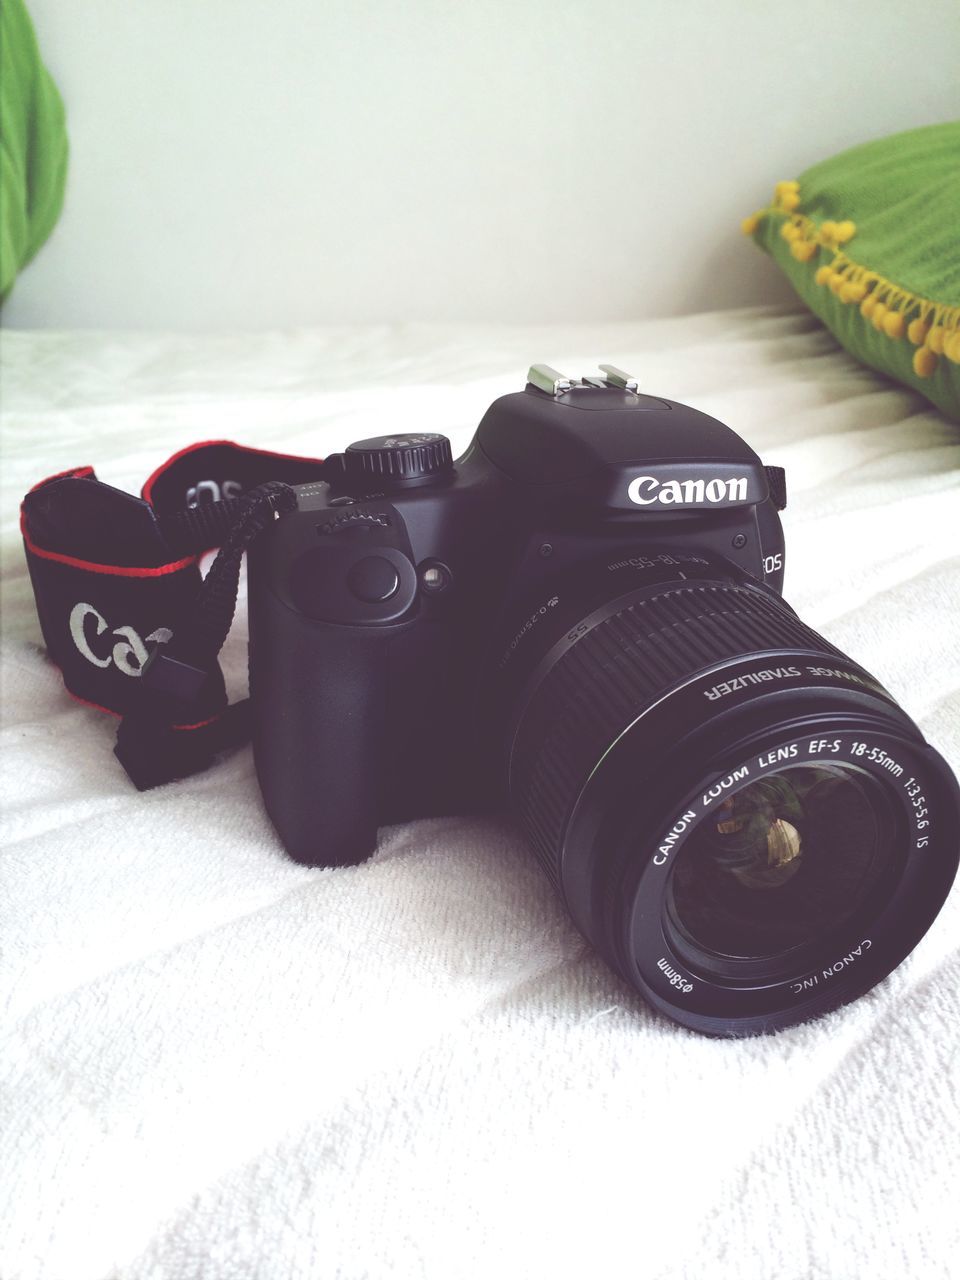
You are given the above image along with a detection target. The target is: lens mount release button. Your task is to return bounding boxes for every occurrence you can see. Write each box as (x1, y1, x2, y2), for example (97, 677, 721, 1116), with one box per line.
(347, 556, 401, 603)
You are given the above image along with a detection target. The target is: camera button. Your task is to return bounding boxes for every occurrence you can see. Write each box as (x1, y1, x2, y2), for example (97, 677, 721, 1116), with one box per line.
(347, 556, 400, 603)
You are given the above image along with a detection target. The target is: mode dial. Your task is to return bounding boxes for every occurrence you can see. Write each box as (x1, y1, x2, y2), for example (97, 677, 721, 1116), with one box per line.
(343, 433, 453, 484)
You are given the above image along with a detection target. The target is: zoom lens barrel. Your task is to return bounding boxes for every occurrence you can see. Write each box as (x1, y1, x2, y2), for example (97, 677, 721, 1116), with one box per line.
(502, 552, 959, 1035)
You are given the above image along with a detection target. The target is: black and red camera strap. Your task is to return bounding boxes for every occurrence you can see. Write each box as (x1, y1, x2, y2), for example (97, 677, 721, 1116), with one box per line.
(20, 440, 327, 788)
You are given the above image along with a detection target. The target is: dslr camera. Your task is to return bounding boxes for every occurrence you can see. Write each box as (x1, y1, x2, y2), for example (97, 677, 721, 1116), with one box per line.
(249, 364, 959, 1035)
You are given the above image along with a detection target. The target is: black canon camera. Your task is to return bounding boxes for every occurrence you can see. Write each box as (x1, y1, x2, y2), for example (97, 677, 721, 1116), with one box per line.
(247, 364, 958, 1035)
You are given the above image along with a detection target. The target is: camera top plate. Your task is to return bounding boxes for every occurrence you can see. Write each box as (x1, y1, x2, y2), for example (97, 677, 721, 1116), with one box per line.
(473, 365, 767, 508)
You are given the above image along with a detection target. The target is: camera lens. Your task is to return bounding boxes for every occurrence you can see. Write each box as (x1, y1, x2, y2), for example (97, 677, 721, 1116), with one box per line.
(666, 764, 897, 968)
(499, 550, 959, 1035)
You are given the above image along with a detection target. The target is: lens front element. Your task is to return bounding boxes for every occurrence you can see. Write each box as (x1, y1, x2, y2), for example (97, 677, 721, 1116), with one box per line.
(667, 764, 897, 968)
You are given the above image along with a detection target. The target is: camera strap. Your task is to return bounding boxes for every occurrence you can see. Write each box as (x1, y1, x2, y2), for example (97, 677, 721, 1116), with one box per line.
(20, 441, 328, 789)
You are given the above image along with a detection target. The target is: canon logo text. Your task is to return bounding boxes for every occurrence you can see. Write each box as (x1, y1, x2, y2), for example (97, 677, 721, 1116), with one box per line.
(627, 475, 749, 506)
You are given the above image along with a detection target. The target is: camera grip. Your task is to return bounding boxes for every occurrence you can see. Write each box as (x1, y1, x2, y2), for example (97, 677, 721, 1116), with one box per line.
(249, 584, 386, 867)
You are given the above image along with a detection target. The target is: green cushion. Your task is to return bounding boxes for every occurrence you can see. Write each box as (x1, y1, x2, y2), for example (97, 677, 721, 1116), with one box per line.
(743, 123, 960, 422)
(0, 0, 68, 301)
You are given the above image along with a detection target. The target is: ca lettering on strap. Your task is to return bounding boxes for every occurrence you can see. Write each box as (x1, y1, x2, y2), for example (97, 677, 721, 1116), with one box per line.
(21, 441, 327, 787)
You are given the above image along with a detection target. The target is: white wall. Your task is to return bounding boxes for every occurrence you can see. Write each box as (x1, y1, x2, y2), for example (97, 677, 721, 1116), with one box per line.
(5, 0, 959, 330)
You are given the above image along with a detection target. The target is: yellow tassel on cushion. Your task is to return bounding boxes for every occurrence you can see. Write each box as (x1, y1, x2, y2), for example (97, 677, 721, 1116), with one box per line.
(841, 280, 867, 304)
(768, 180, 802, 213)
(871, 304, 888, 331)
(913, 347, 938, 378)
(790, 239, 816, 262)
(883, 311, 906, 340)
(907, 318, 930, 346)
(928, 326, 947, 354)
(860, 294, 878, 319)
(741, 213, 760, 235)
(819, 220, 857, 247)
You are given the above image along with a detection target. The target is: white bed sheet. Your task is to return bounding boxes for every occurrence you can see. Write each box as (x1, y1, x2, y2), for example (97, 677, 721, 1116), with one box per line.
(1, 306, 959, 1280)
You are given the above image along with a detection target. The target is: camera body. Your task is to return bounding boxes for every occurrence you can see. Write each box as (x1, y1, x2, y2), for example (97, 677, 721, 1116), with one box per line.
(248, 365, 788, 867)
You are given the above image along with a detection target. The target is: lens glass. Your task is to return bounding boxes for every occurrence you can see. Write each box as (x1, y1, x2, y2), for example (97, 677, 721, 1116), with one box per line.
(667, 764, 898, 965)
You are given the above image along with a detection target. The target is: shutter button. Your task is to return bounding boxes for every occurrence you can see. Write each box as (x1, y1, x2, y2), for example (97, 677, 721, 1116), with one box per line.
(347, 556, 400, 603)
